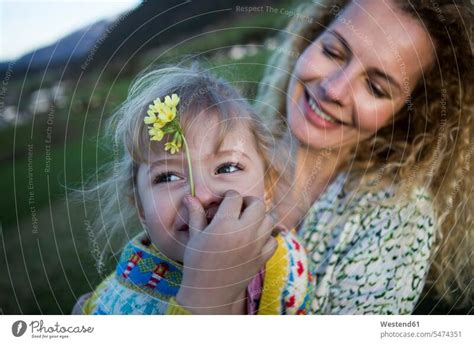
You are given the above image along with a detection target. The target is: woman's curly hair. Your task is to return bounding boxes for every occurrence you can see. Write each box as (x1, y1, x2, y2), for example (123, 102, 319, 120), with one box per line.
(256, 0, 473, 309)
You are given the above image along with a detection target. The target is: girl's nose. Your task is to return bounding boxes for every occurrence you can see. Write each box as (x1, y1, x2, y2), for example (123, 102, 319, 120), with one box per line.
(193, 178, 223, 211)
(320, 68, 352, 106)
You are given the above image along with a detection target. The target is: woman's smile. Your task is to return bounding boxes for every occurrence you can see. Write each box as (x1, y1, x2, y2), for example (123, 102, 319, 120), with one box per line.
(302, 87, 349, 130)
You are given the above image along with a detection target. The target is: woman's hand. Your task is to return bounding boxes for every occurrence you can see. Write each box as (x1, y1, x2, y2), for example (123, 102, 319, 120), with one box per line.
(176, 190, 277, 314)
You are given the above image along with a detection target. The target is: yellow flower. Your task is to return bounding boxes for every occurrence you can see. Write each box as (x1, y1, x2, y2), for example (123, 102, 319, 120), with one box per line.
(175, 136, 183, 149)
(164, 94, 179, 108)
(153, 119, 166, 129)
(143, 93, 193, 195)
(144, 111, 157, 124)
(149, 99, 166, 114)
(164, 141, 180, 154)
(158, 107, 176, 123)
(148, 127, 164, 141)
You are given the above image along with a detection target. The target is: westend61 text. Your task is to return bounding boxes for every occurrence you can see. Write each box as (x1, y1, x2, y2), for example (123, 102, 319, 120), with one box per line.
(380, 321, 420, 328)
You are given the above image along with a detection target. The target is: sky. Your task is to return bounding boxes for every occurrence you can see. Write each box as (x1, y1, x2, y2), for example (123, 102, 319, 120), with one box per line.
(0, 0, 141, 62)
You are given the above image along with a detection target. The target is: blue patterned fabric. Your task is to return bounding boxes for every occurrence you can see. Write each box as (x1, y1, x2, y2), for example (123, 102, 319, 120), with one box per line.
(84, 231, 313, 315)
(85, 234, 183, 315)
(116, 238, 182, 299)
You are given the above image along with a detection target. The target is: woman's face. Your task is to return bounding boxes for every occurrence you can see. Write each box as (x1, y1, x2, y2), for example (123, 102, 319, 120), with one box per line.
(287, 0, 434, 151)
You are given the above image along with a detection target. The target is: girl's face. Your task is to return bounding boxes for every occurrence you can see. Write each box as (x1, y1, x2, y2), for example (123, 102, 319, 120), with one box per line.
(287, 0, 434, 151)
(136, 112, 266, 262)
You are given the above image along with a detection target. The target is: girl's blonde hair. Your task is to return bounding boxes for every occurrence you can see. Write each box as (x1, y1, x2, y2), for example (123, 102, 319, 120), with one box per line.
(256, 0, 473, 308)
(83, 63, 290, 272)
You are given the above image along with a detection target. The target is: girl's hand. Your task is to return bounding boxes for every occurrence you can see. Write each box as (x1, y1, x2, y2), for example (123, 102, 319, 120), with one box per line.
(176, 190, 277, 314)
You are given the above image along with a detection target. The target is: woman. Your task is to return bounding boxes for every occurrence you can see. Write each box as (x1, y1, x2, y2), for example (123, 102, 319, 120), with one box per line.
(175, 0, 473, 314)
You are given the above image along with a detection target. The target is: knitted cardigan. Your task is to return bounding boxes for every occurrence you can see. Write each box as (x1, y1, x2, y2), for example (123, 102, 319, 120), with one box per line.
(81, 231, 314, 315)
(301, 173, 436, 314)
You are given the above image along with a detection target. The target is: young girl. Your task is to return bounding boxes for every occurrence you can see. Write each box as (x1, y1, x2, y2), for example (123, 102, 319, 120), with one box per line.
(74, 64, 314, 315)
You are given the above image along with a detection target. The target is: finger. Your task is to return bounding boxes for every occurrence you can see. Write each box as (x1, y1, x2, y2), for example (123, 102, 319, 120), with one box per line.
(240, 196, 266, 225)
(259, 237, 278, 264)
(255, 213, 275, 249)
(266, 210, 278, 233)
(183, 195, 207, 240)
(213, 190, 243, 223)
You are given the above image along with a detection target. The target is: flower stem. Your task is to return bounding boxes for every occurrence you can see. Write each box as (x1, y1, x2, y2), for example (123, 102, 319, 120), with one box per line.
(181, 135, 195, 197)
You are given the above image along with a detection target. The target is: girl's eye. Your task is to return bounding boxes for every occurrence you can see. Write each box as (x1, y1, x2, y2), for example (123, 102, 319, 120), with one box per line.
(154, 172, 182, 184)
(366, 79, 386, 98)
(215, 162, 243, 175)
